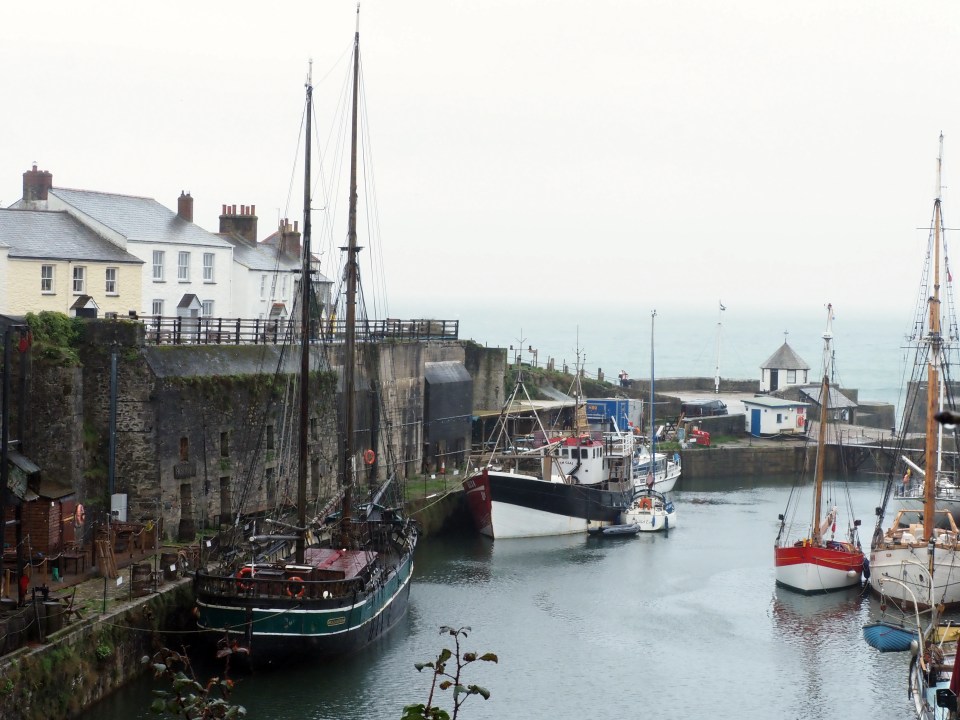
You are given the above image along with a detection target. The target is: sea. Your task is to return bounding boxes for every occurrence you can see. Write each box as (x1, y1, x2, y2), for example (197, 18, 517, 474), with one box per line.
(450, 300, 916, 418)
(80, 474, 922, 720)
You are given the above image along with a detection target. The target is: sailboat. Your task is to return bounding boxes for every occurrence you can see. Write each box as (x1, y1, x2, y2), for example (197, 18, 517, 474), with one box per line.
(633, 309, 681, 494)
(774, 303, 864, 593)
(193, 17, 418, 664)
(462, 351, 638, 539)
(869, 134, 960, 611)
(621, 310, 677, 532)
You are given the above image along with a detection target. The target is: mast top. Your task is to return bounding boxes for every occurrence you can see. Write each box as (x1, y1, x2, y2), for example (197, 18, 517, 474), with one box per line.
(938, 131, 944, 202)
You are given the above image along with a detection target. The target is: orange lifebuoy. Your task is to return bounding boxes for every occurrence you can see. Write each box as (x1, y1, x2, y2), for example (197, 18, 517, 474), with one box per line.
(363, 449, 376, 465)
(286, 576, 305, 599)
(236, 566, 255, 592)
(639, 497, 653, 510)
(75, 504, 86, 527)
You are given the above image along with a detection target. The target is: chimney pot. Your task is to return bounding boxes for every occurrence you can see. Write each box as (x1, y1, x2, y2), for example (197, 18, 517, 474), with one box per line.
(23, 165, 53, 203)
(177, 190, 194, 222)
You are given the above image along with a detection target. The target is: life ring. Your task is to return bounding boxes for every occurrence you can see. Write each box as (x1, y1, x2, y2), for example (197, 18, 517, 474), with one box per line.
(75, 504, 86, 527)
(236, 566, 255, 592)
(286, 576, 305, 599)
(639, 497, 653, 510)
(363, 449, 376, 465)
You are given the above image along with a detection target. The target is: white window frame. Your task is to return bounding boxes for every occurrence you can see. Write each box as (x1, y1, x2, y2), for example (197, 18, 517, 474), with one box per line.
(105, 267, 118, 295)
(178, 251, 190, 281)
(152, 250, 165, 281)
(201, 300, 214, 317)
(72, 266, 86, 294)
(260, 274, 267, 299)
(151, 299, 164, 316)
(41, 265, 55, 294)
(203, 252, 215, 282)
(281, 275, 288, 299)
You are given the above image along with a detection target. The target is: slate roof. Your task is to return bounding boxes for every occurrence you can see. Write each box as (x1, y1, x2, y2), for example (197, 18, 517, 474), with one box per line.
(800, 386, 858, 409)
(49, 188, 231, 248)
(761, 342, 810, 370)
(742, 396, 808, 409)
(0, 208, 143, 263)
(220, 233, 299, 272)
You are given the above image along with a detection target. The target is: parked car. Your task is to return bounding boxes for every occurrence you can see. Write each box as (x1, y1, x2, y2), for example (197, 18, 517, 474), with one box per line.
(681, 399, 728, 417)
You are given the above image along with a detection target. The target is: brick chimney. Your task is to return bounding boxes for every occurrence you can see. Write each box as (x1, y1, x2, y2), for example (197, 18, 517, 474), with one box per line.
(279, 218, 302, 259)
(177, 191, 194, 222)
(219, 203, 258, 243)
(22, 164, 53, 202)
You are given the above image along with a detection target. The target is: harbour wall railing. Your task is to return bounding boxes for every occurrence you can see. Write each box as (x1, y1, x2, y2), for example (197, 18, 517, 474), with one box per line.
(132, 316, 459, 346)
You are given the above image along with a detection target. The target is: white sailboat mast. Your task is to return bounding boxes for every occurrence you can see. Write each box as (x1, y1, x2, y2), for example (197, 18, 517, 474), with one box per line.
(715, 301, 724, 394)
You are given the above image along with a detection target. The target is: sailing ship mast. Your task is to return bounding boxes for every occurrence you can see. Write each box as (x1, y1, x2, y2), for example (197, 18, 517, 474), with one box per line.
(340, 8, 362, 548)
(923, 133, 945, 543)
(811, 304, 833, 543)
(295, 64, 314, 565)
(649, 309, 657, 486)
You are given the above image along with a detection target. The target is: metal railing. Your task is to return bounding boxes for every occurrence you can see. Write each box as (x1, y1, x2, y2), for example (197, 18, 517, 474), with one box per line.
(138, 316, 459, 346)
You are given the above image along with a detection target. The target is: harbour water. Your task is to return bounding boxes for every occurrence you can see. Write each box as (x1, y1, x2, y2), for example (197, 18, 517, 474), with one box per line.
(82, 473, 920, 719)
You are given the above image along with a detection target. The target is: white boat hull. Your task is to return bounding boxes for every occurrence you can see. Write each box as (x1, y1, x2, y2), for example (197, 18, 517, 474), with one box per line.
(620, 507, 676, 532)
(869, 543, 960, 609)
(488, 499, 589, 538)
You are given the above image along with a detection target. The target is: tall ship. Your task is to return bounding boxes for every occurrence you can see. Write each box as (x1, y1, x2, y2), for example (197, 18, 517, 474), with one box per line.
(193, 13, 418, 664)
(869, 133, 960, 610)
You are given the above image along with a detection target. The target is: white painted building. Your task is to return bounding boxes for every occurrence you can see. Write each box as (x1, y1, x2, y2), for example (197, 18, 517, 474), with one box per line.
(14, 167, 234, 318)
(743, 396, 808, 437)
(759, 341, 810, 392)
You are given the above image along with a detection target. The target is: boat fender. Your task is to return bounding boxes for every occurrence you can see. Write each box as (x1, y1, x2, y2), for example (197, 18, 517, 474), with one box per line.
(665, 516, 669, 531)
(364, 449, 376, 465)
(862, 556, 871, 580)
(236, 566, 255, 592)
(286, 576, 305, 599)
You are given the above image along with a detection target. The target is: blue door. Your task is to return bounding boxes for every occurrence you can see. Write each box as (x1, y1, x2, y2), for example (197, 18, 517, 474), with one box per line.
(750, 409, 761, 437)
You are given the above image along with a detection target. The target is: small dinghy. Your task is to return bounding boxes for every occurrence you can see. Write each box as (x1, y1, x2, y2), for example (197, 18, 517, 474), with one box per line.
(862, 621, 917, 653)
(588, 523, 641, 537)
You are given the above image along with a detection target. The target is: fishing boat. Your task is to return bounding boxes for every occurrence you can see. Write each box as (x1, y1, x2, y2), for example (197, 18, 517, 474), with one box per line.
(633, 309, 681, 494)
(869, 134, 960, 611)
(192, 16, 417, 664)
(462, 355, 637, 539)
(774, 303, 865, 594)
(621, 487, 676, 532)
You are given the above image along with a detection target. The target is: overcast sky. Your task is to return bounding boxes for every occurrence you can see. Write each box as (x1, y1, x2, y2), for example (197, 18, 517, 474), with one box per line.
(4, 1, 960, 346)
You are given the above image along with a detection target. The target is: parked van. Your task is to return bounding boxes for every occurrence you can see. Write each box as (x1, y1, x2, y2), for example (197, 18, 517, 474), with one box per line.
(681, 399, 728, 417)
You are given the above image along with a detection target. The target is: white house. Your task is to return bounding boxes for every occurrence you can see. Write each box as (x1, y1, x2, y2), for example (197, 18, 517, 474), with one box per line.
(743, 396, 808, 437)
(14, 166, 234, 318)
(759, 341, 810, 392)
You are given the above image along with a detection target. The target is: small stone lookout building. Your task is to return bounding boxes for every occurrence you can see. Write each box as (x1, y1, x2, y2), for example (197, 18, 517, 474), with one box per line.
(760, 341, 810, 392)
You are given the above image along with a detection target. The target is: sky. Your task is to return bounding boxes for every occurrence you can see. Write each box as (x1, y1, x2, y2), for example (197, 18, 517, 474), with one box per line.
(4, 1, 960, 372)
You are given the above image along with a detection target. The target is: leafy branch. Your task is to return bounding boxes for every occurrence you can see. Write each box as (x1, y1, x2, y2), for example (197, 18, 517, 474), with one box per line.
(402, 626, 498, 720)
(142, 647, 245, 719)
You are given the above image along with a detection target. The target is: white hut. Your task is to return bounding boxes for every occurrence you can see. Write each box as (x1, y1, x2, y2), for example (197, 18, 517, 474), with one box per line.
(760, 342, 810, 392)
(743, 396, 808, 437)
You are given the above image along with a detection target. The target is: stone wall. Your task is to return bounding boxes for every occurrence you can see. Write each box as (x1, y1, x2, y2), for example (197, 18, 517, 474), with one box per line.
(0, 581, 194, 720)
(19, 320, 480, 543)
(679, 443, 846, 478)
